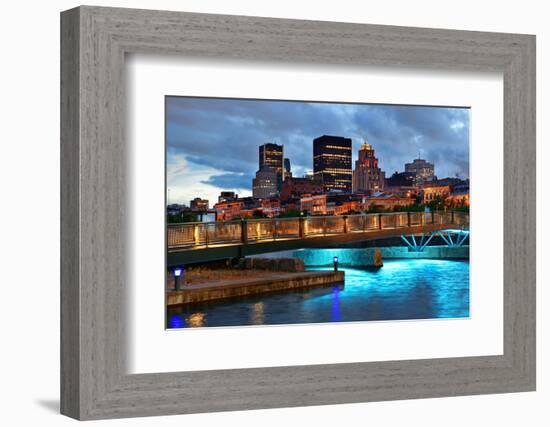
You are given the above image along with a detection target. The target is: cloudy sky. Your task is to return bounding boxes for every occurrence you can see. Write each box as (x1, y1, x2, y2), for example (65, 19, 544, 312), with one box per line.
(166, 96, 469, 206)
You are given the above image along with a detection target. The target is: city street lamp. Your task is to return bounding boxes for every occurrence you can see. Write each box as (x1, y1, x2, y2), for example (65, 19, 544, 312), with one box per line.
(333, 256, 339, 272)
(173, 266, 184, 291)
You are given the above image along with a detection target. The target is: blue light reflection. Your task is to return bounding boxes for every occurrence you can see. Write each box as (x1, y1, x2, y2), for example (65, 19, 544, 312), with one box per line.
(167, 251, 469, 328)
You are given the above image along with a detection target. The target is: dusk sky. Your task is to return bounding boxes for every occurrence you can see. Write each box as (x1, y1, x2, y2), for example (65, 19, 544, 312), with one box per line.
(166, 97, 470, 206)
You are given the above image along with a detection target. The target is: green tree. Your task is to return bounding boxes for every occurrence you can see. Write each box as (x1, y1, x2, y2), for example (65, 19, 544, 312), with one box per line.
(365, 203, 385, 213)
(251, 209, 267, 218)
(453, 200, 470, 213)
(278, 208, 303, 218)
(409, 203, 425, 212)
(426, 195, 445, 211)
(167, 212, 199, 224)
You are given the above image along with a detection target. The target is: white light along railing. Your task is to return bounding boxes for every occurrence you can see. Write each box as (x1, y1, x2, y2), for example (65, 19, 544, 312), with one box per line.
(167, 211, 469, 249)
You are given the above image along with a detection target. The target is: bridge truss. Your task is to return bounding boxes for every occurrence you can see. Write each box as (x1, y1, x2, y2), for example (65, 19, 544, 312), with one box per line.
(400, 228, 470, 252)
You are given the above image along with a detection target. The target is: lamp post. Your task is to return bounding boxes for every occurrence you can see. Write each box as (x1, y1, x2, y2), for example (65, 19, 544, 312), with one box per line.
(173, 266, 184, 291)
(333, 256, 339, 272)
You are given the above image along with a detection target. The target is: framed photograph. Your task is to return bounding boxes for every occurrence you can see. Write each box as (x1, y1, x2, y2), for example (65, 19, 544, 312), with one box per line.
(164, 96, 472, 328)
(61, 6, 536, 420)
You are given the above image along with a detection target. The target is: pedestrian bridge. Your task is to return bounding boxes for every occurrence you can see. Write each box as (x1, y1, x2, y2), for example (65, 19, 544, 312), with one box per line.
(167, 211, 469, 266)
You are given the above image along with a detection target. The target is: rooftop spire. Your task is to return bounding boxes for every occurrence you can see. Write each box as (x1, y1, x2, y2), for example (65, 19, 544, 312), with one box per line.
(361, 137, 372, 150)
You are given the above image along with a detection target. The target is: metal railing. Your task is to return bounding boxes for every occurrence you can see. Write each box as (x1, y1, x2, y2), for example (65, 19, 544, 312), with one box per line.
(167, 211, 469, 250)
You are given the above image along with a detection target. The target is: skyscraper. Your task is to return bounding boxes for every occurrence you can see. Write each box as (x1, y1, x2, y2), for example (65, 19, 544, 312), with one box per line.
(259, 143, 284, 191)
(252, 166, 279, 199)
(352, 140, 385, 193)
(313, 135, 352, 193)
(405, 158, 435, 185)
(283, 158, 292, 180)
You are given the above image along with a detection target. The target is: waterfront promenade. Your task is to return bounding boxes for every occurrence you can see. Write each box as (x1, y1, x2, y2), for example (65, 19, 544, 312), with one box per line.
(167, 270, 344, 306)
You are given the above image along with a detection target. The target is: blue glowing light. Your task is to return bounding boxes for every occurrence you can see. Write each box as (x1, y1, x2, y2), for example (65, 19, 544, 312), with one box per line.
(333, 256, 338, 263)
(169, 314, 184, 329)
(173, 267, 183, 277)
(166, 250, 470, 328)
(331, 286, 342, 322)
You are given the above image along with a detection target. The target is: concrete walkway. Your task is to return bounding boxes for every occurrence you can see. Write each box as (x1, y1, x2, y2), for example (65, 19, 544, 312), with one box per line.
(167, 270, 344, 306)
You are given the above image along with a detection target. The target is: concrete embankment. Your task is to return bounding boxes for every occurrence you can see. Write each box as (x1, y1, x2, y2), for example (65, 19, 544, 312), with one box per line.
(294, 246, 469, 267)
(167, 270, 344, 306)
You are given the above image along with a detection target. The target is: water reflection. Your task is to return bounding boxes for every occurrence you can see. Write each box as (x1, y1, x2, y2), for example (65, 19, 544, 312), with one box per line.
(331, 287, 342, 322)
(186, 312, 206, 328)
(168, 313, 184, 329)
(167, 258, 469, 328)
(251, 302, 264, 325)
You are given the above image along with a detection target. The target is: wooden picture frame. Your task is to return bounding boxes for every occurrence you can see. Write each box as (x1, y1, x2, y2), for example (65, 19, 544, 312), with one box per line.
(61, 6, 536, 420)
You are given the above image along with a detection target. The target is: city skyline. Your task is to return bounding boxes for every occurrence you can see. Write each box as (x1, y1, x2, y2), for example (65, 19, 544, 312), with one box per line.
(167, 97, 470, 205)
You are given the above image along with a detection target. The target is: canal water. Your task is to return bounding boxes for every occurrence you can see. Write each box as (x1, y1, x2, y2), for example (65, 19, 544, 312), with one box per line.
(167, 255, 470, 329)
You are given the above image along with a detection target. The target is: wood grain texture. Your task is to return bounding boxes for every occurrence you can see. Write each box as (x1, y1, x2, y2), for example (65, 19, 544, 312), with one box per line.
(60, 7, 80, 419)
(60, 6, 536, 420)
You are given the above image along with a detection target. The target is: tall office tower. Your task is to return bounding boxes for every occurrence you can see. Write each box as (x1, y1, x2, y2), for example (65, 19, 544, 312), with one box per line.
(259, 143, 284, 191)
(252, 166, 279, 199)
(313, 135, 353, 193)
(405, 157, 435, 185)
(283, 158, 292, 180)
(352, 140, 385, 193)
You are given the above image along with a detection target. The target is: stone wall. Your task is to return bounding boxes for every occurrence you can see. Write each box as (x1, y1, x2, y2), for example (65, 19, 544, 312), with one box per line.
(237, 257, 305, 272)
(167, 270, 344, 305)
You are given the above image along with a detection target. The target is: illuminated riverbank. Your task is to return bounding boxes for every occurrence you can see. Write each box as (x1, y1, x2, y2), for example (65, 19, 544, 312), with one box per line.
(167, 255, 469, 328)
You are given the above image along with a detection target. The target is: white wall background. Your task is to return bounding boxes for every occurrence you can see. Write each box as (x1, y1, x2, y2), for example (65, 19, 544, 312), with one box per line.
(0, 1, 546, 425)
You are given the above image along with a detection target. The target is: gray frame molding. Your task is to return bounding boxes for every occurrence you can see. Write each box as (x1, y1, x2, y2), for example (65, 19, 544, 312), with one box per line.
(60, 6, 536, 420)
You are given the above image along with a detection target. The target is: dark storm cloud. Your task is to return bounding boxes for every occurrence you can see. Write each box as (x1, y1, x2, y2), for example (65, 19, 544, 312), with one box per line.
(166, 96, 469, 192)
(200, 173, 253, 190)
(166, 97, 353, 177)
(351, 105, 469, 176)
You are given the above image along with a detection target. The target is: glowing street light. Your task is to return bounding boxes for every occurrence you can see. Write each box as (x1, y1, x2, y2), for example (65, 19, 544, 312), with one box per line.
(173, 266, 184, 291)
(333, 256, 339, 272)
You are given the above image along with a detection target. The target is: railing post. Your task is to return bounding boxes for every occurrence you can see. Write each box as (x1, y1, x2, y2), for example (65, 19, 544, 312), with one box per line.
(378, 213, 383, 230)
(299, 217, 305, 238)
(343, 215, 348, 233)
(241, 219, 248, 244)
(192, 224, 198, 246)
(407, 211, 411, 228)
(362, 214, 367, 232)
(273, 219, 278, 240)
(323, 217, 327, 235)
(451, 210, 455, 225)
(431, 211, 435, 224)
